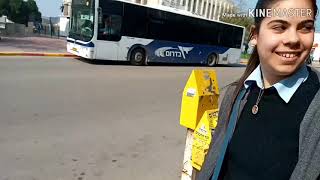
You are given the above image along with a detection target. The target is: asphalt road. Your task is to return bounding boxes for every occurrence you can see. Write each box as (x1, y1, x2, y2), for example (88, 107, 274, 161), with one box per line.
(0, 57, 246, 180)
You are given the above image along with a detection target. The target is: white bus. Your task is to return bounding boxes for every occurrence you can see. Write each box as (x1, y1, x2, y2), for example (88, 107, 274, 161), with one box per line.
(67, 0, 245, 66)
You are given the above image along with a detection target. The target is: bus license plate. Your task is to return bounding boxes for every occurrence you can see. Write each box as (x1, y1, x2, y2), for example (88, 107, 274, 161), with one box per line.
(72, 47, 78, 52)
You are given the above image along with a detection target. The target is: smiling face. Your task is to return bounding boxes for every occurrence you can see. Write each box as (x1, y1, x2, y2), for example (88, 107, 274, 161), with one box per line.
(251, 0, 315, 86)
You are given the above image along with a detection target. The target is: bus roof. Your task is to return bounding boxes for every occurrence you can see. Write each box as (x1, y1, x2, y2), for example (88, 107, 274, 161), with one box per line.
(113, 0, 245, 29)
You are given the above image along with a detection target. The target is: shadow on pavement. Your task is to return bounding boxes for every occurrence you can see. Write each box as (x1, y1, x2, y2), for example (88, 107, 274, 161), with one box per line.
(75, 58, 247, 68)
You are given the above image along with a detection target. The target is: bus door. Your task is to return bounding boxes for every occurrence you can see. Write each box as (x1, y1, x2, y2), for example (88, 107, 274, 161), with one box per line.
(96, 15, 122, 60)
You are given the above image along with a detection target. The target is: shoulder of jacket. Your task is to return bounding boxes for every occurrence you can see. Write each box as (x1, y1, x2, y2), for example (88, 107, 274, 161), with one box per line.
(309, 66, 320, 83)
(223, 81, 239, 95)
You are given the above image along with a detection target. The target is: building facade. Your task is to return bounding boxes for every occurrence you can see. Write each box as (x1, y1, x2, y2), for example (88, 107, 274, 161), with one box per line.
(62, 0, 72, 18)
(60, 0, 72, 37)
(134, 0, 234, 21)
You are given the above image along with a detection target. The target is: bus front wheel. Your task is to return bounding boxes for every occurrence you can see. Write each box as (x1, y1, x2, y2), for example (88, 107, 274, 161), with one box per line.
(130, 48, 146, 66)
(207, 54, 218, 67)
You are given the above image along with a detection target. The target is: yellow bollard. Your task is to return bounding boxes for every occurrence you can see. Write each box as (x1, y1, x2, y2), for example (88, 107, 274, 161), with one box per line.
(192, 109, 219, 170)
(180, 70, 219, 130)
(180, 70, 220, 180)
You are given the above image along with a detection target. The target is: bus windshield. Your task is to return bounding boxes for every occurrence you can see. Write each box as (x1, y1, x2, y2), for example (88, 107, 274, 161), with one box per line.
(69, 0, 95, 42)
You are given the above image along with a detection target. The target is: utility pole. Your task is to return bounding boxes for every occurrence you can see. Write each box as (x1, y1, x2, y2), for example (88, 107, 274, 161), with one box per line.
(50, 17, 53, 37)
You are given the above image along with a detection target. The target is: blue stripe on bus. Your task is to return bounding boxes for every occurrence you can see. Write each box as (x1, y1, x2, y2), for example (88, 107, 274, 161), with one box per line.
(145, 40, 229, 64)
(67, 39, 95, 47)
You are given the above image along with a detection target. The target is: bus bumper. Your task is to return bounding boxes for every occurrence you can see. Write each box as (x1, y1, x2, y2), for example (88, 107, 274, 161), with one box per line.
(67, 42, 94, 59)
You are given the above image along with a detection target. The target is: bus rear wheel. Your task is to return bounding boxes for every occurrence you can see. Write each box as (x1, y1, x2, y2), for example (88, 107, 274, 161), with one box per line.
(207, 54, 218, 67)
(130, 48, 146, 66)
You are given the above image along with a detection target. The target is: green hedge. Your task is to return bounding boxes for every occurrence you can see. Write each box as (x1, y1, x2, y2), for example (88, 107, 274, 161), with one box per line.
(241, 53, 251, 59)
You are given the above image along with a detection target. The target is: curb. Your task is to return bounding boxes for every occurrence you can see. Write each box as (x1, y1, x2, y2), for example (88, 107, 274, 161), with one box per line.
(0, 52, 78, 57)
(240, 60, 248, 65)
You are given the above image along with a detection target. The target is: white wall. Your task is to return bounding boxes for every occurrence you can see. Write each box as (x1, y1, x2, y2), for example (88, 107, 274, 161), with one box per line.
(59, 17, 70, 37)
(313, 33, 320, 62)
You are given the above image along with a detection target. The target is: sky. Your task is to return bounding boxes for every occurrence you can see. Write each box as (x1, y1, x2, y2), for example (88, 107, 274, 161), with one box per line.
(34, 0, 320, 31)
(34, 0, 63, 17)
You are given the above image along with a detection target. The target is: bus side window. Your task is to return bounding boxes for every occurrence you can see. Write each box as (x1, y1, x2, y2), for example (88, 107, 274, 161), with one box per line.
(98, 15, 122, 41)
(234, 27, 243, 49)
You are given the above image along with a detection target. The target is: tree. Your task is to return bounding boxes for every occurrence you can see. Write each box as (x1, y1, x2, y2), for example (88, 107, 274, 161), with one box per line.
(0, 0, 42, 25)
(220, 15, 253, 34)
(8, 0, 25, 24)
(220, 1, 254, 43)
(25, 0, 42, 23)
(0, 0, 10, 16)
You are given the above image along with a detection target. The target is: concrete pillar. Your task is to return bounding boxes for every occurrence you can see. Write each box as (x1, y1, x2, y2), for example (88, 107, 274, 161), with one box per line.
(208, 0, 213, 19)
(213, 0, 217, 20)
(226, 3, 229, 13)
(185, 0, 190, 11)
(190, 0, 195, 12)
(217, 1, 222, 21)
(205, 0, 210, 18)
(195, 0, 199, 14)
(222, 2, 226, 15)
(200, 0, 205, 15)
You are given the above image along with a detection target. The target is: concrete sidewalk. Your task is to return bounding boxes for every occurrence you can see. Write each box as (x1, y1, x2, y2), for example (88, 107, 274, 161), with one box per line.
(0, 36, 77, 57)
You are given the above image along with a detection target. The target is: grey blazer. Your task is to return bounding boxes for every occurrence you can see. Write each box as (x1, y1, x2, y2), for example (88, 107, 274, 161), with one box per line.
(196, 67, 320, 180)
